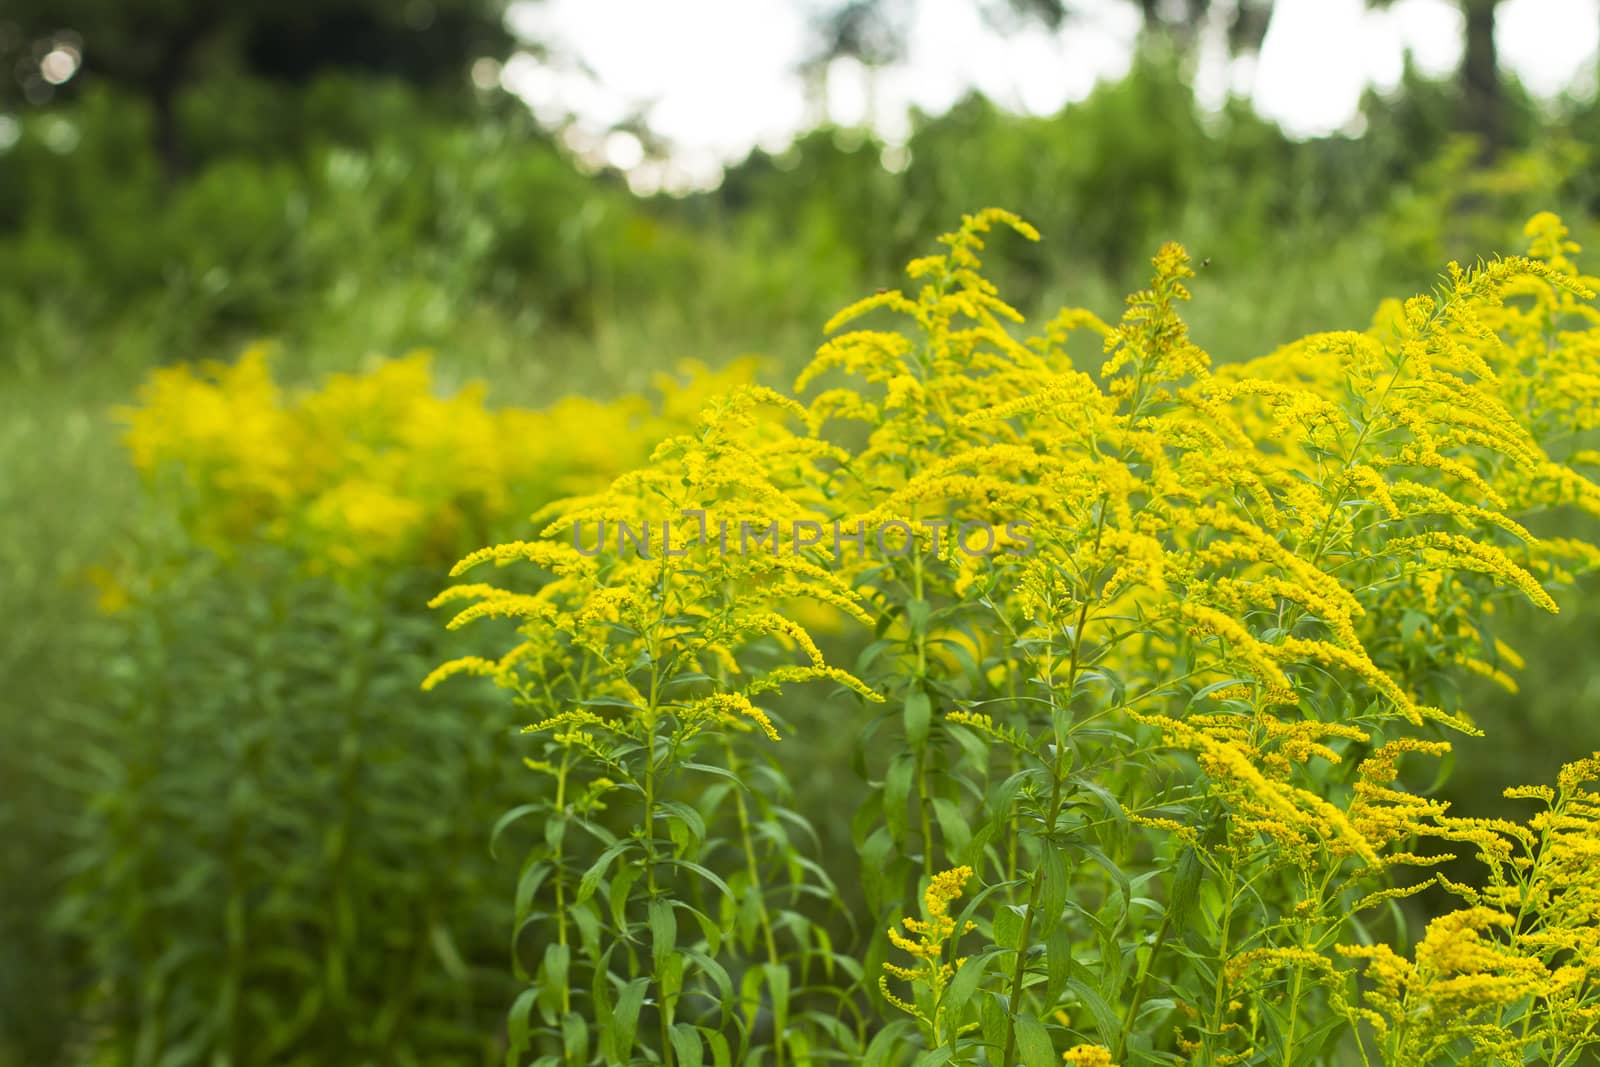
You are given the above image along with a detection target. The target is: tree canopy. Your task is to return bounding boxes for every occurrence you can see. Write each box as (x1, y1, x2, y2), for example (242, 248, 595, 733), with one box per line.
(3, 0, 512, 171)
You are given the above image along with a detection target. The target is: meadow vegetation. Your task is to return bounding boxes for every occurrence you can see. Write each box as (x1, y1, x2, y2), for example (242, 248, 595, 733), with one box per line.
(5, 55, 1600, 1067)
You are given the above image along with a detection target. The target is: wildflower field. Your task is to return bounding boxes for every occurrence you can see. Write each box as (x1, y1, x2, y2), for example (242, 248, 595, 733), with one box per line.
(8, 9, 1600, 1067)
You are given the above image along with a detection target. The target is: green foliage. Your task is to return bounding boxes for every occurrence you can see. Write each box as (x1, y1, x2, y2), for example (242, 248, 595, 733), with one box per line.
(55, 560, 521, 1066)
(0, 81, 868, 388)
(1, 0, 511, 154)
(0, 375, 138, 1066)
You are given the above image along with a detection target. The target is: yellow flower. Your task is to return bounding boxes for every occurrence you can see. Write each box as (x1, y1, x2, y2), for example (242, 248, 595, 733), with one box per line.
(880, 866, 978, 1042)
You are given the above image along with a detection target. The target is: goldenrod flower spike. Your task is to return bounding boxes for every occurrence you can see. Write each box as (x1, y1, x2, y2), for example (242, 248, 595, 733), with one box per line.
(880, 866, 979, 1045)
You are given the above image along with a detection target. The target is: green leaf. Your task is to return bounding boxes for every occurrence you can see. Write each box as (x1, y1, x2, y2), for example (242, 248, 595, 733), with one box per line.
(663, 857, 735, 903)
(995, 904, 1024, 952)
(516, 857, 551, 926)
(603, 977, 650, 1064)
(857, 636, 898, 673)
(736, 883, 762, 952)
(1036, 847, 1068, 938)
(577, 841, 631, 904)
(537, 943, 571, 1019)
(885, 752, 916, 840)
(649, 898, 677, 974)
(659, 799, 706, 853)
(904, 688, 932, 746)
(545, 814, 568, 853)
(682, 901, 722, 957)
(561, 1012, 589, 1066)
(1066, 978, 1122, 1043)
(669, 1023, 704, 1067)
(571, 901, 602, 961)
(764, 962, 791, 1044)
(1167, 845, 1202, 931)
(1013, 1013, 1055, 1067)
(658, 953, 685, 1013)
(506, 987, 539, 1064)
(1187, 677, 1256, 708)
(740, 964, 765, 1031)
(980, 992, 1009, 1053)
(1044, 927, 1073, 1005)
(931, 797, 972, 861)
(907, 598, 932, 638)
(1400, 608, 1429, 648)
(610, 863, 642, 932)
(1070, 842, 1129, 896)
(683, 949, 734, 1026)
(491, 803, 545, 859)
(581, 694, 642, 710)
(679, 761, 744, 784)
(1077, 779, 1129, 833)
(943, 949, 995, 1020)
(863, 1020, 918, 1067)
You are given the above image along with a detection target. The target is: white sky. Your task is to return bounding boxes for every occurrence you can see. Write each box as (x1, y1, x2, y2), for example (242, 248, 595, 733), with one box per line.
(500, 0, 1600, 191)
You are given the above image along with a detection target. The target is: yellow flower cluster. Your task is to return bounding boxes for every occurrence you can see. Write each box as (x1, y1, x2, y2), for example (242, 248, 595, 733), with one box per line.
(788, 207, 1598, 873)
(794, 210, 1593, 726)
(429, 372, 882, 750)
(431, 208, 1600, 1065)
(880, 866, 977, 1043)
(118, 345, 759, 572)
(1337, 753, 1600, 1061)
(794, 210, 1600, 1062)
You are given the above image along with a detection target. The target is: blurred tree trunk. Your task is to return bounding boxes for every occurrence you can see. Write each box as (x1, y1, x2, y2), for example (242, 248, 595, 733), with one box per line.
(1460, 0, 1502, 158)
(1135, 0, 1212, 54)
(150, 73, 187, 182)
(149, 13, 220, 182)
(1228, 0, 1276, 61)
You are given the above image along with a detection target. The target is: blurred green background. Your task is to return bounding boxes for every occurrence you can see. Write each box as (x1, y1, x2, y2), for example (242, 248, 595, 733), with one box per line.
(5, 0, 1600, 1063)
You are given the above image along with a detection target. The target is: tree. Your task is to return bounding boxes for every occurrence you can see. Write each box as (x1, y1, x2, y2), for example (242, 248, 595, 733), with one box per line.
(807, 0, 1281, 80)
(1, 0, 512, 176)
(1459, 0, 1502, 155)
(1226, 0, 1278, 61)
(1362, 0, 1505, 158)
(799, 0, 911, 125)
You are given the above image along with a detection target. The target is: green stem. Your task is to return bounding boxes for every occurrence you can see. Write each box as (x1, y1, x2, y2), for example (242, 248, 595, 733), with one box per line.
(641, 727, 674, 1067)
(1281, 864, 1338, 1067)
(1114, 906, 1174, 1060)
(911, 537, 934, 879)
(1281, 964, 1304, 1067)
(996, 772, 1061, 1067)
(998, 590, 1092, 1067)
(914, 744, 934, 879)
(1207, 865, 1239, 1059)
(725, 738, 785, 1067)
(553, 750, 572, 1016)
(643, 628, 675, 1067)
